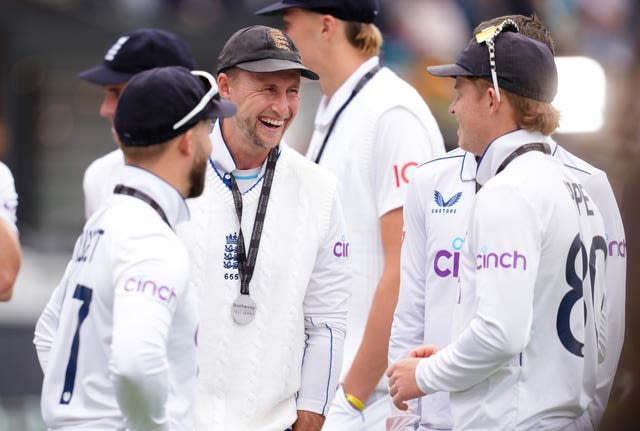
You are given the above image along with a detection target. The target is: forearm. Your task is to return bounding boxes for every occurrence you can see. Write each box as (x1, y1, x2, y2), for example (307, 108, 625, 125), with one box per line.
(0, 221, 21, 301)
(343, 269, 399, 402)
(293, 409, 325, 431)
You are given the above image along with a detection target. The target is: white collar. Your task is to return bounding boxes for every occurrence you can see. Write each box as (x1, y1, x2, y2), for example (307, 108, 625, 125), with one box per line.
(475, 129, 549, 186)
(208, 120, 283, 192)
(119, 164, 190, 227)
(314, 56, 381, 127)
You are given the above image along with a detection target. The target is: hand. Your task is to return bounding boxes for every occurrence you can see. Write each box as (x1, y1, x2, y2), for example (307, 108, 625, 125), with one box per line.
(292, 410, 325, 431)
(408, 344, 439, 358)
(386, 358, 425, 411)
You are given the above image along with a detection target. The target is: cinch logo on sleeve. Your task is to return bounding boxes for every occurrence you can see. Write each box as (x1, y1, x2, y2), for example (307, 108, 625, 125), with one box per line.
(333, 236, 350, 258)
(393, 162, 418, 187)
(432, 191, 462, 214)
(608, 238, 626, 258)
(123, 276, 177, 304)
(476, 247, 527, 270)
(105, 36, 129, 61)
(434, 236, 465, 278)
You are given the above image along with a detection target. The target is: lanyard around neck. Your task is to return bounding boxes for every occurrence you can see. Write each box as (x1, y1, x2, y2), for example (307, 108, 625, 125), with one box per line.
(228, 148, 278, 295)
(496, 142, 551, 174)
(476, 143, 550, 192)
(113, 184, 171, 228)
(314, 64, 382, 164)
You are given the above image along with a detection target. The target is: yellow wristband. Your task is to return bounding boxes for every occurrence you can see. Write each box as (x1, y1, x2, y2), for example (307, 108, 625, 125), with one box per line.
(344, 392, 365, 411)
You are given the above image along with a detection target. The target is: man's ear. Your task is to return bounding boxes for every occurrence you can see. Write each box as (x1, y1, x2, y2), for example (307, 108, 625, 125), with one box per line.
(487, 86, 501, 113)
(217, 73, 231, 99)
(321, 13, 338, 38)
(176, 129, 195, 158)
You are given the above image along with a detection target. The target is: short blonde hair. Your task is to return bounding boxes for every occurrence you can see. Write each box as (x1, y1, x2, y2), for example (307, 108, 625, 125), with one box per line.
(470, 78, 560, 135)
(344, 22, 382, 57)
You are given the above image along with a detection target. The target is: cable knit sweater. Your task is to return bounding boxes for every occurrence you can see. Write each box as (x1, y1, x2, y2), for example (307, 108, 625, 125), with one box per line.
(178, 139, 350, 431)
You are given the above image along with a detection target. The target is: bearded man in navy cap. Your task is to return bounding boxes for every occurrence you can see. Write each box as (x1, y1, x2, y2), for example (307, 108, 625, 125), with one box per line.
(35, 66, 235, 431)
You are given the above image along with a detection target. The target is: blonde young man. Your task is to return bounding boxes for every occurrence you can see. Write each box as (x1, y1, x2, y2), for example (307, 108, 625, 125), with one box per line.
(389, 15, 626, 431)
(387, 26, 608, 431)
(256, 2, 445, 428)
(177, 26, 350, 431)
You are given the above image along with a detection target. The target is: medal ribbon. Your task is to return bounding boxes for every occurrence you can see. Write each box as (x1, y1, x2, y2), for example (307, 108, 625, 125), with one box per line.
(228, 147, 278, 296)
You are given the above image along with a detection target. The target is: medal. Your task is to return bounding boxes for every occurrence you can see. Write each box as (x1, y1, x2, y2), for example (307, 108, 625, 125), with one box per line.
(231, 293, 257, 325)
(227, 148, 278, 326)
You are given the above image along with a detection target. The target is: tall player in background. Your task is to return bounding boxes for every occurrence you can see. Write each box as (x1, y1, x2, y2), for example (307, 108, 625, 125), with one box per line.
(34, 66, 236, 430)
(255, 2, 444, 428)
(388, 14, 626, 431)
(78, 28, 197, 219)
(0, 161, 21, 301)
(387, 22, 610, 431)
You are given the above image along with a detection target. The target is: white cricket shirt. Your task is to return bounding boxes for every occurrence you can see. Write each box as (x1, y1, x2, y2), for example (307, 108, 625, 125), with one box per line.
(391, 133, 625, 430)
(83, 148, 125, 219)
(178, 123, 350, 431)
(35, 165, 197, 431)
(0, 161, 18, 231)
(305, 56, 445, 388)
(415, 130, 607, 430)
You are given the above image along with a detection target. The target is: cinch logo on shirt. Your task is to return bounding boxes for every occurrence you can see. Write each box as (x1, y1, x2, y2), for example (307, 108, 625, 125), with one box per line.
(476, 248, 527, 270)
(608, 238, 626, 258)
(432, 191, 462, 214)
(333, 236, 350, 258)
(393, 162, 418, 188)
(434, 236, 465, 278)
(124, 276, 177, 304)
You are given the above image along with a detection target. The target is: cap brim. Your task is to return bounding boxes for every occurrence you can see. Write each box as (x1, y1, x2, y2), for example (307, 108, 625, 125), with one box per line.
(236, 58, 320, 80)
(77, 65, 133, 85)
(255, 1, 306, 16)
(427, 63, 474, 78)
(207, 99, 237, 119)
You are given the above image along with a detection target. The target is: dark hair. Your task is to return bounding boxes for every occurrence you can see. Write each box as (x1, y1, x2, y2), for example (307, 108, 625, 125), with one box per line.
(474, 14, 556, 55)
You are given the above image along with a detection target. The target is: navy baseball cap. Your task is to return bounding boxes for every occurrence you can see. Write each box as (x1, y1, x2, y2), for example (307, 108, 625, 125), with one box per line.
(115, 66, 236, 147)
(255, 0, 380, 24)
(217, 25, 319, 80)
(428, 30, 558, 103)
(78, 28, 197, 85)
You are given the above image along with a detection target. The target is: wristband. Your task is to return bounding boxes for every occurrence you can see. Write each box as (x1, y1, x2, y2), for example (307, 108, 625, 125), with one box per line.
(344, 392, 365, 411)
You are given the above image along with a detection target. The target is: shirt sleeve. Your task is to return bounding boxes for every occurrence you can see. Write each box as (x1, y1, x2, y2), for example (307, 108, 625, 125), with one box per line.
(297, 193, 351, 415)
(33, 235, 86, 371)
(417, 185, 541, 394)
(0, 162, 18, 231)
(373, 106, 444, 217)
(390, 174, 427, 362)
(109, 231, 190, 431)
(583, 172, 626, 425)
